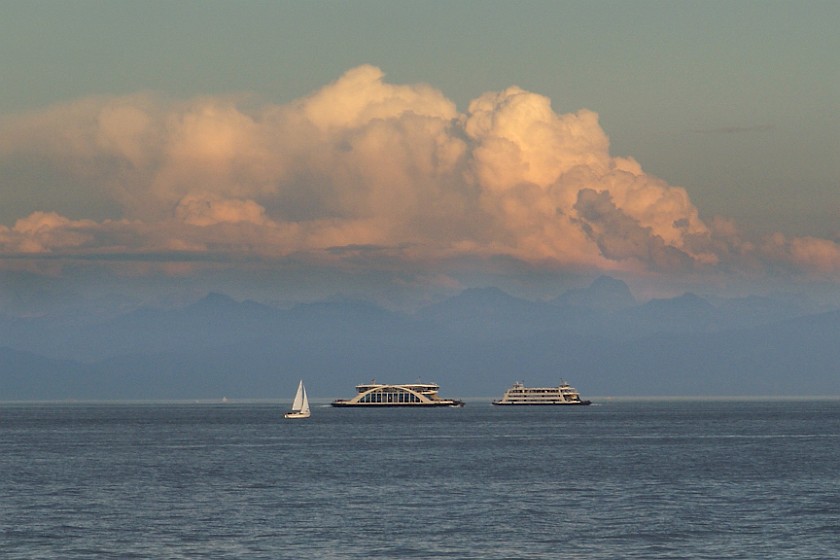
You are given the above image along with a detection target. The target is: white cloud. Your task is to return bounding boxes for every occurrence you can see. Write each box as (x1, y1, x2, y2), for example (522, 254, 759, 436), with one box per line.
(1, 65, 839, 290)
(0, 212, 96, 254)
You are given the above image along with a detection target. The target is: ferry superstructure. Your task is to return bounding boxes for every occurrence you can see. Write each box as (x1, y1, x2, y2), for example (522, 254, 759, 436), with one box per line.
(492, 381, 591, 406)
(331, 382, 464, 407)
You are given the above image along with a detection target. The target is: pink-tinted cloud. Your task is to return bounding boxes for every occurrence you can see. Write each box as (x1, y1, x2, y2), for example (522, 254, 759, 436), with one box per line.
(0, 212, 97, 254)
(761, 234, 840, 276)
(1, 65, 839, 288)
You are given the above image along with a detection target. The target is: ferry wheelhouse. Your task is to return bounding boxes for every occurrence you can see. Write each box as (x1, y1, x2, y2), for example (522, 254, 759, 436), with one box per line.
(492, 381, 591, 406)
(331, 382, 464, 407)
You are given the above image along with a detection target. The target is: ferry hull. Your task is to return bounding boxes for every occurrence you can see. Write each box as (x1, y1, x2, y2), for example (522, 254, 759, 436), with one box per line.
(331, 400, 464, 408)
(492, 400, 591, 406)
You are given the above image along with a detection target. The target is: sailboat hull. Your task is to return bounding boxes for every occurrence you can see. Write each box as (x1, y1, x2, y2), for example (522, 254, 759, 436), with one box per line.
(283, 411, 311, 419)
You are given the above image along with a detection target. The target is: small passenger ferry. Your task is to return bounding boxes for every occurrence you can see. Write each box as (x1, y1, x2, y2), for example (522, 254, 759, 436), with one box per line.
(331, 382, 464, 407)
(492, 381, 591, 406)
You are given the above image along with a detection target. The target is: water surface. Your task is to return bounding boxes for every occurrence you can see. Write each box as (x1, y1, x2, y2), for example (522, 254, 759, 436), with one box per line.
(2, 399, 838, 558)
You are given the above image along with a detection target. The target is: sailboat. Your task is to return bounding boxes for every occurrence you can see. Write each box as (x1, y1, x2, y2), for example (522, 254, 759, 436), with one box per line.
(284, 380, 311, 419)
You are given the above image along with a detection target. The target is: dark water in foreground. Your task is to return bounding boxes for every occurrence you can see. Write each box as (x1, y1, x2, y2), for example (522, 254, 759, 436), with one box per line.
(2, 399, 839, 559)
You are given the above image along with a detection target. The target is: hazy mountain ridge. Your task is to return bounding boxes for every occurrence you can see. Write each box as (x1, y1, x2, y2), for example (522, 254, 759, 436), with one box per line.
(2, 278, 839, 400)
(551, 275, 636, 311)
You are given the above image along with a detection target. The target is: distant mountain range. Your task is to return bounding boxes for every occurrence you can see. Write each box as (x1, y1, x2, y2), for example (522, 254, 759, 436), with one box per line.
(2, 277, 839, 400)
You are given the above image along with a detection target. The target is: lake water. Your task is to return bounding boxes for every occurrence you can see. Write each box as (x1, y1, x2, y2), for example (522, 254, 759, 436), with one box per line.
(2, 399, 839, 559)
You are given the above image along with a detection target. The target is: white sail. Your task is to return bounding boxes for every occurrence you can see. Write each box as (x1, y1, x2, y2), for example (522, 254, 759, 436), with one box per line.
(285, 380, 311, 419)
(291, 380, 305, 411)
(299, 385, 310, 415)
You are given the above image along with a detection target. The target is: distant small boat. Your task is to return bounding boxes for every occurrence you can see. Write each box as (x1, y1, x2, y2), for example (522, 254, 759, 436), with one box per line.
(284, 380, 311, 419)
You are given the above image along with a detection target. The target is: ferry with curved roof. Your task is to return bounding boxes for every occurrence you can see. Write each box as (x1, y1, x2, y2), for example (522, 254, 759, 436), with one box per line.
(492, 381, 591, 406)
(331, 382, 464, 407)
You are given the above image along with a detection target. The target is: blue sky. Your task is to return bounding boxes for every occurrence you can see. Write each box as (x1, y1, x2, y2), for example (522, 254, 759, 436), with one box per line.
(1, 1, 838, 311)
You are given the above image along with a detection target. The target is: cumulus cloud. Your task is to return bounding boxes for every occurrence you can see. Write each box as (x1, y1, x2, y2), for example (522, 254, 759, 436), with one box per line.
(574, 189, 695, 271)
(175, 194, 269, 227)
(0, 212, 97, 254)
(761, 234, 840, 276)
(1, 64, 839, 287)
(464, 86, 610, 190)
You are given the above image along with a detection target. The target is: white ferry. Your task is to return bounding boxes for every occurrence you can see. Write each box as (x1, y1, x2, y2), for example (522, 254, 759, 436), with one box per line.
(331, 382, 465, 407)
(492, 381, 591, 406)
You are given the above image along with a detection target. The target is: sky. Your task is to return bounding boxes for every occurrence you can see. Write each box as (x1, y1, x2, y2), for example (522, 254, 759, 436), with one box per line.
(1, 1, 839, 313)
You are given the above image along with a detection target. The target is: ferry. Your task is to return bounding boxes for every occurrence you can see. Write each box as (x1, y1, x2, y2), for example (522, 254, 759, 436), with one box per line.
(492, 381, 591, 406)
(331, 382, 465, 407)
